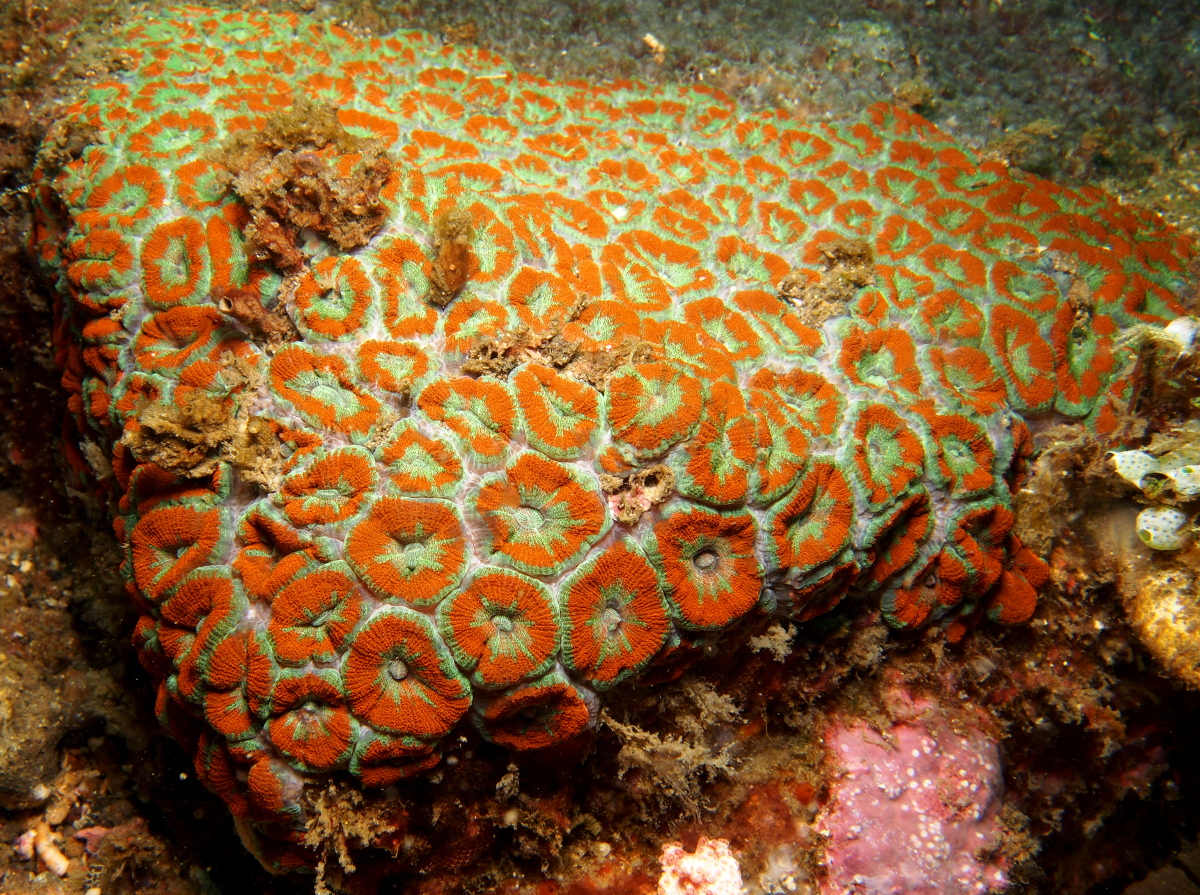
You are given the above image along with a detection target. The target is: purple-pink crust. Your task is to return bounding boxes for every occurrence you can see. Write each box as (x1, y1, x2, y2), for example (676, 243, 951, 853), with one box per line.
(817, 692, 1008, 895)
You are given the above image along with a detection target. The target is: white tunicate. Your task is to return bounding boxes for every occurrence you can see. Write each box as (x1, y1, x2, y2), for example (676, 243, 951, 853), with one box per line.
(1162, 316, 1200, 354)
(1163, 464, 1200, 498)
(1156, 448, 1200, 497)
(1108, 450, 1160, 490)
(1135, 506, 1191, 551)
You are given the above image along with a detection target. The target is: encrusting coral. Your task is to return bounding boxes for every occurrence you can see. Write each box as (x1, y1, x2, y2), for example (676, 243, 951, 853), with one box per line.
(29, 4, 1197, 875)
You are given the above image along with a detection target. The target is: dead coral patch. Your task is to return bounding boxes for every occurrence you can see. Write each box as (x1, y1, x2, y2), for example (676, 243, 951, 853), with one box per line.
(462, 326, 658, 390)
(441, 19, 480, 44)
(564, 340, 661, 389)
(892, 77, 936, 113)
(426, 207, 474, 308)
(214, 100, 393, 275)
(456, 280, 661, 385)
(1048, 248, 1099, 327)
(121, 376, 284, 490)
(459, 297, 589, 379)
(214, 284, 300, 351)
(1013, 424, 1129, 557)
(984, 118, 1061, 170)
(31, 117, 100, 184)
(458, 327, 547, 378)
(600, 464, 674, 525)
(778, 236, 874, 328)
(123, 391, 234, 475)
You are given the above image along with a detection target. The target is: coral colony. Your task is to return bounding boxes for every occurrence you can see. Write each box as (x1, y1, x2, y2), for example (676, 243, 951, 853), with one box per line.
(30, 5, 1194, 874)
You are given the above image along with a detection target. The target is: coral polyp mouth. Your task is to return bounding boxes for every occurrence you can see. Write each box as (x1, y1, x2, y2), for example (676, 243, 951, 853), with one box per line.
(32, 2, 1196, 879)
(386, 659, 409, 682)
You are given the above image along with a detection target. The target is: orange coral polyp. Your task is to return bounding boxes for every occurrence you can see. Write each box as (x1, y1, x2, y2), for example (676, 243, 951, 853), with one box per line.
(344, 496, 467, 607)
(352, 733, 441, 787)
(343, 608, 470, 738)
(270, 346, 381, 439)
(278, 447, 377, 526)
(130, 504, 226, 603)
(417, 376, 517, 465)
(852, 403, 926, 507)
(356, 340, 429, 396)
(377, 422, 463, 498)
(78, 164, 166, 229)
(473, 452, 608, 577)
(928, 346, 1008, 416)
(986, 538, 1048, 625)
(233, 505, 320, 602)
(915, 407, 996, 498)
(66, 227, 136, 296)
(605, 362, 704, 459)
(838, 326, 923, 395)
(512, 364, 600, 460)
(747, 389, 811, 503)
(651, 507, 762, 631)
(989, 304, 1058, 411)
(268, 563, 363, 666)
(475, 672, 594, 750)
(676, 379, 757, 506)
(141, 216, 210, 308)
(919, 288, 985, 343)
(767, 459, 855, 574)
(683, 296, 764, 364)
(372, 236, 438, 338)
(560, 539, 669, 690)
(266, 673, 353, 773)
(294, 256, 374, 340)
(437, 568, 560, 689)
(132, 306, 226, 372)
(865, 490, 934, 584)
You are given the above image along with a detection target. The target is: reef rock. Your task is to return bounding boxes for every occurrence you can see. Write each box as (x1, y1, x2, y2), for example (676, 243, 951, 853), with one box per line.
(817, 692, 1008, 894)
(29, 4, 1195, 877)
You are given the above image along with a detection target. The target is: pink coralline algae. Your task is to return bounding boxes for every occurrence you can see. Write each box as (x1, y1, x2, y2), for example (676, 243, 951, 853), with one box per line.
(28, 2, 1196, 873)
(817, 697, 1008, 895)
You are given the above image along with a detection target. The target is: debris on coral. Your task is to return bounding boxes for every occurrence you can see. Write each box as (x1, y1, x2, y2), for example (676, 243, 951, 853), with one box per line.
(600, 464, 677, 524)
(426, 207, 474, 308)
(215, 100, 394, 275)
(777, 236, 875, 328)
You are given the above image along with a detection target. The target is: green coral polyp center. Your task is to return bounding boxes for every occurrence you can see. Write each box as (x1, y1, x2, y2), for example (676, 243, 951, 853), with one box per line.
(513, 506, 545, 532)
(692, 548, 720, 573)
(156, 238, 193, 286)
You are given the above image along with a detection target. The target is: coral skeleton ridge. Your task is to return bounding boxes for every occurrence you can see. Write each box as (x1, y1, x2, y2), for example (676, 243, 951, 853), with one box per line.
(30, 5, 1196, 870)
